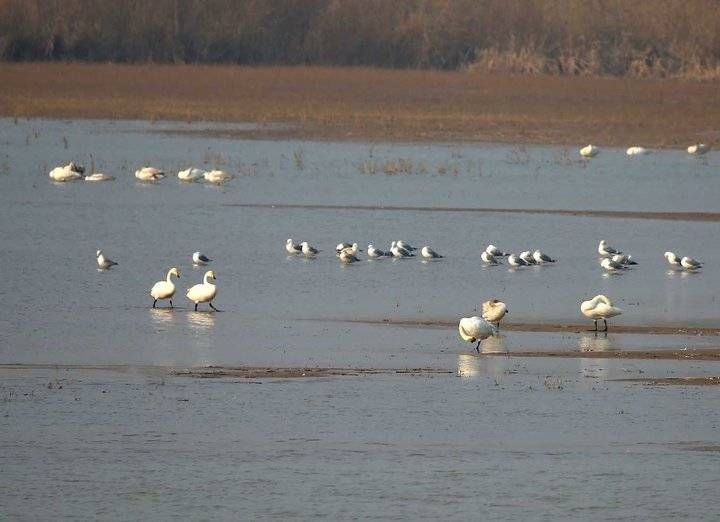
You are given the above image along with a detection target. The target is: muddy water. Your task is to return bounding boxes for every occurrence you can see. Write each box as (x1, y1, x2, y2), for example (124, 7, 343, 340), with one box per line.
(0, 118, 719, 519)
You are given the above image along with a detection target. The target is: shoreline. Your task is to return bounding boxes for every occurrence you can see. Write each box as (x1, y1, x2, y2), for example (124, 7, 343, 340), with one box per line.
(2, 63, 719, 147)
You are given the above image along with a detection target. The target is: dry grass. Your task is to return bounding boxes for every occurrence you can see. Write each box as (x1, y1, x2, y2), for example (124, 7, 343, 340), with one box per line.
(1, 63, 720, 147)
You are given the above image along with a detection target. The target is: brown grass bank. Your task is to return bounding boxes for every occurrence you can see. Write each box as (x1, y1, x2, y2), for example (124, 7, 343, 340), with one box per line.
(2, 63, 720, 147)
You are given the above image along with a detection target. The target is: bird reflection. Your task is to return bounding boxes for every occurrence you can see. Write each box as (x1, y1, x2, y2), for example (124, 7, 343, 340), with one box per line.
(187, 311, 217, 331)
(457, 354, 480, 377)
(578, 333, 611, 352)
(481, 335, 507, 354)
(149, 307, 175, 328)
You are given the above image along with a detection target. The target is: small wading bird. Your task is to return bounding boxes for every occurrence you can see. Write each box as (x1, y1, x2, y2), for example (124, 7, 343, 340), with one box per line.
(96, 249, 118, 270)
(458, 316, 498, 353)
(150, 267, 180, 308)
(187, 270, 218, 311)
(482, 299, 508, 331)
(580, 294, 622, 332)
(192, 251, 212, 265)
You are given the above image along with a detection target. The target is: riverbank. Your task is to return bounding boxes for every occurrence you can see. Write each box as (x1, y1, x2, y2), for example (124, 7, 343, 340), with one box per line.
(2, 63, 719, 147)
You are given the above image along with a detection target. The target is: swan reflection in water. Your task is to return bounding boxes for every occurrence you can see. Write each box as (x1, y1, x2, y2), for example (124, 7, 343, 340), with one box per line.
(578, 333, 612, 352)
(456, 336, 508, 379)
(149, 307, 176, 328)
(187, 310, 217, 331)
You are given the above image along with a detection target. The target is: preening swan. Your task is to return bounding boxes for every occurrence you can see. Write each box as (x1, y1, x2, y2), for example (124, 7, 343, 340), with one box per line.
(178, 167, 205, 182)
(186, 270, 218, 311)
(49, 162, 84, 182)
(150, 267, 180, 308)
(204, 170, 233, 184)
(458, 316, 497, 352)
(482, 299, 508, 330)
(135, 167, 165, 181)
(192, 251, 212, 265)
(96, 249, 117, 270)
(580, 144, 599, 157)
(580, 294, 622, 331)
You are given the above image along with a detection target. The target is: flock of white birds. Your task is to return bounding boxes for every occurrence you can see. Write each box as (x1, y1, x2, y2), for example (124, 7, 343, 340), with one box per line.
(579, 143, 710, 158)
(48, 162, 234, 184)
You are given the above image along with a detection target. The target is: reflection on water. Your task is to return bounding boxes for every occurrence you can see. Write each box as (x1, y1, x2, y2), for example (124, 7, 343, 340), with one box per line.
(456, 351, 508, 380)
(578, 333, 612, 352)
(481, 335, 507, 354)
(186, 311, 217, 331)
(457, 354, 480, 377)
(149, 307, 176, 328)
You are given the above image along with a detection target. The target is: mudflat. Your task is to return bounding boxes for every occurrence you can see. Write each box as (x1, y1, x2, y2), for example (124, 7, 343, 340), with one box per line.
(2, 63, 719, 147)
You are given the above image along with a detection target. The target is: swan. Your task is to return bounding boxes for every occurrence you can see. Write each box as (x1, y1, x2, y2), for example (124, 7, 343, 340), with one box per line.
(204, 170, 233, 184)
(482, 299, 508, 330)
(481, 251, 500, 264)
(687, 144, 710, 155)
(397, 240, 417, 252)
(96, 249, 117, 270)
(286, 239, 302, 255)
(580, 294, 622, 331)
(178, 167, 205, 182)
(663, 251, 681, 267)
(84, 173, 114, 182)
(49, 162, 84, 182)
(681, 256, 702, 270)
(420, 246, 443, 259)
(339, 250, 360, 263)
(458, 316, 497, 352)
(135, 167, 165, 181)
(301, 241, 320, 256)
(186, 270, 218, 311)
(192, 251, 212, 265)
(580, 144, 599, 157)
(507, 254, 527, 267)
(390, 241, 414, 258)
(612, 253, 637, 265)
(598, 239, 621, 257)
(519, 251, 537, 265)
(485, 244, 508, 256)
(533, 249, 556, 264)
(367, 244, 389, 258)
(626, 146, 649, 155)
(600, 258, 625, 272)
(150, 267, 180, 308)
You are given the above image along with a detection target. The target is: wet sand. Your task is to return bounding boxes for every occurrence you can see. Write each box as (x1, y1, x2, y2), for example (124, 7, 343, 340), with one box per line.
(487, 349, 720, 361)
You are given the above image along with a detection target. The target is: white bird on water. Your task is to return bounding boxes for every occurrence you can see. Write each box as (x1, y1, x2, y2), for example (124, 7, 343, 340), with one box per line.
(580, 295, 622, 332)
(533, 249, 556, 264)
(598, 240, 622, 257)
(519, 251, 537, 265)
(84, 173, 114, 182)
(150, 267, 180, 308)
(390, 241, 414, 258)
(681, 256, 703, 270)
(178, 167, 205, 182)
(600, 258, 625, 272)
(301, 241, 320, 257)
(612, 253, 637, 266)
(458, 316, 497, 353)
(421, 246, 443, 259)
(336, 243, 361, 256)
(49, 162, 84, 182)
(485, 244, 508, 257)
(626, 146, 649, 156)
(339, 250, 360, 264)
(367, 244, 389, 258)
(687, 144, 710, 155)
(507, 254, 528, 267)
(397, 240, 417, 252)
(286, 239, 303, 255)
(187, 270, 218, 311)
(135, 167, 165, 181)
(481, 251, 500, 265)
(580, 144, 599, 158)
(204, 170, 233, 184)
(482, 299, 508, 330)
(96, 249, 117, 270)
(193, 251, 212, 265)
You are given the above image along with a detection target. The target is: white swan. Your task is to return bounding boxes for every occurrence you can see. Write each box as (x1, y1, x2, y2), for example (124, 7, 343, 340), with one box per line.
(626, 146, 649, 155)
(286, 239, 302, 255)
(580, 144, 599, 157)
(150, 267, 180, 308)
(204, 170, 233, 184)
(187, 270, 218, 311)
(96, 249, 117, 270)
(84, 173, 114, 182)
(420, 246, 443, 259)
(135, 167, 165, 181)
(481, 251, 500, 264)
(192, 251, 212, 265)
(458, 316, 497, 352)
(533, 249, 556, 264)
(681, 256, 702, 270)
(580, 294, 622, 331)
(598, 239, 621, 257)
(49, 162, 84, 182)
(687, 144, 710, 155)
(485, 244, 508, 256)
(178, 167, 205, 182)
(301, 241, 320, 256)
(482, 299, 508, 330)
(367, 244, 389, 258)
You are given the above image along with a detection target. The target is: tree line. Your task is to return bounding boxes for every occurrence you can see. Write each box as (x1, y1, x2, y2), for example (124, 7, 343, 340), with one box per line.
(1, 0, 719, 77)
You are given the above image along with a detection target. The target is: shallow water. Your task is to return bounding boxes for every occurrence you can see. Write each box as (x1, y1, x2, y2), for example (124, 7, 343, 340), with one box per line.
(0, 118, 719, 519)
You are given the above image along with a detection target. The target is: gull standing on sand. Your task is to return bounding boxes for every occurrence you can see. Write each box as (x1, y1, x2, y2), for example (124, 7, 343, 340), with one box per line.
(367, 244, 389, 258)
(301, 241, 320, 257)
(135, 167, 165, 181)
(204, 170, 233, 184)
(482, 299, 508, 330)
(421, 246, 443, 259)
(150, 267, 180, 308)
(580, 294, 622, 332)
(178, 167, 206, 182)
(580, 145, 599, 158)
(193, 251, 212, 265)
(187, 270, 218, 311)
(533, 249, 556, 264)
(681, 256, 703, 270)
(481, 251, 500, 265)
(485, 244, 508, 257)
(286, 239, 303, 255)
(507, 254, 528, 267)
(458, 316, 497, 353)
(96, 249, 118, 270)
(598, 240, 622, 257)
(687, 144, 710, 155)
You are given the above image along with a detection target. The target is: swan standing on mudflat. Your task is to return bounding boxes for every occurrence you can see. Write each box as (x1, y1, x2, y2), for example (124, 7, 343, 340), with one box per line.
(192, 251, 212, 265)
(301, 241, 320, 257)
(598, 240, 622, 257)
(533, 249, 556, 264)
(150, 267, 180, 308)
(481, 251, 500, 264)
(178, 168, 205, 182)
(482, 299, 508, 330)
(187, 270, 218, 311)
(286, 239, 303, 255)
(580, 294, 623, 332)
(458, 316, 498, 352)
(421, 246, 443, 259)
(204, 170, 233, 184)
(580, 144, 599, 157)
(135, 167, 165, 181)
(367, 244, 389, 258)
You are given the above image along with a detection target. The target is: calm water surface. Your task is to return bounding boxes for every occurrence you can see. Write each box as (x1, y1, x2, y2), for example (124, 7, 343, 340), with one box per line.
(0, 118, 719, 519)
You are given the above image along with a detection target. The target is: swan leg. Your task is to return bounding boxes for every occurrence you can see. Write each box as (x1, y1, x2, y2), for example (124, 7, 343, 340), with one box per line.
(475, 340, 481, 353)
(152, 299, 157, 308)
(194, 303, 198, 312)
(496, 322, 501, 332)
(169, 300, 173, 308)
(593, 319, 598, 332)
(209, 302, 219, 312)
(603, 319, 608, 332)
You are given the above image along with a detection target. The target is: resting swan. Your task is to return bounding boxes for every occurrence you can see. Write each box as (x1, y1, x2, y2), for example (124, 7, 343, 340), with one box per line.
(580, 295, 622, 331)
(458, 316, 497, 352)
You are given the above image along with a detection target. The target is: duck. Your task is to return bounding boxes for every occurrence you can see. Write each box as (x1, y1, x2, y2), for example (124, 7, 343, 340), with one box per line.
(458, 316, 497, 352)
(580, 294, 623, 332)
(135, 167, 165, 181)
(186, 270, 218, 311)
(150, 267, 180, 308)
(481, 299, 508, 330)
(96, 249, 118, 270)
